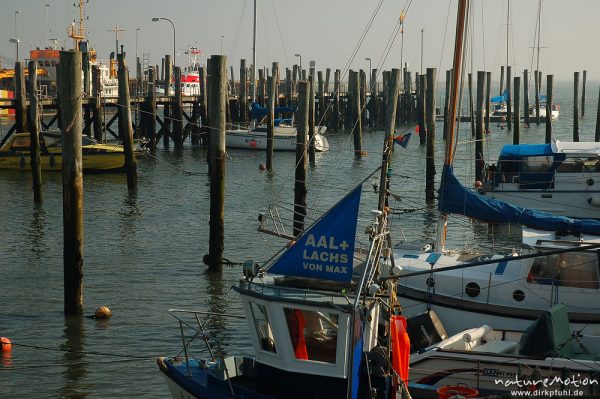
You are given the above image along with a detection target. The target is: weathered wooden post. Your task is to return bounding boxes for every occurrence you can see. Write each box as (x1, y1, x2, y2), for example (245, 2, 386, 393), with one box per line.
(173, 66, 184, 149)
(317, 71, 324, 125)
(359, 70, 367, 131)
(418, 74, 427, 145)
(370, 68, 378, 128)
(240, 59, 248, 122)
(582, 70, 587, 117)
(379, 68, 401, 210)
(258, 68, 265, 106)
(350, 70, 363, 156)
(499, 65, 505, 95)
(308, 74, 316, 164)
(117, 53, 138, 189)
(82, 51, 91, 137)
(293, 81, 308, 237)
(506, 66, 512, 130)
(163, 54, 172, 147)
(199, 66, 208, 141)
(333, 69, 341, 131)
(476, 71, 485, 181)
(574, 71, 580, 142)
(546, 75, 554, 143)
(14, 62, 28, 133)
(59, 50, 84, 315)
(266, 76, 275, 171)
(272, 62, 280, 104)
(27, 61, 42, 203)
(285, 68, 292, 107)
(230, 66, 236, 95)
(485, 71, 491, 132)
(91, 66, 103, 142)
(523, 69, 530, 127)
(513, 76, 520, 144)
(443, 70, 451, 140)
(425, 68, 437, 201)
(468, 72, 475, 137)
(56, 64, 62, 129)
(206, 55, 227, 272)
(145, 67, 157, 151)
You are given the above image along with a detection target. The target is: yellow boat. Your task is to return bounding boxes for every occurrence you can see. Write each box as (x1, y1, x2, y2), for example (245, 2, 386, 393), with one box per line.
(0, 132, 146, 172)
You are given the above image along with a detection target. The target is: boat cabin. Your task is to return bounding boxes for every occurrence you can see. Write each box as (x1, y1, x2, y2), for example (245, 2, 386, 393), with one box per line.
(487, 141, 600, 190)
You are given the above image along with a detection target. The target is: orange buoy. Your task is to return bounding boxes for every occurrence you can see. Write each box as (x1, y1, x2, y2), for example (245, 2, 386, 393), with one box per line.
(1, 337, 12, 352)
(94, 306, 112, 319)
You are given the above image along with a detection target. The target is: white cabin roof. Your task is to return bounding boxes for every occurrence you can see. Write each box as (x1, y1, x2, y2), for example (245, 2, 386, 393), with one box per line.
(552, 140, 600, 156)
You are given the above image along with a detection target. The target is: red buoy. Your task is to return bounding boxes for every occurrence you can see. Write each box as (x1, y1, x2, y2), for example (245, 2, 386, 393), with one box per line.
(1, 337, 12, 352)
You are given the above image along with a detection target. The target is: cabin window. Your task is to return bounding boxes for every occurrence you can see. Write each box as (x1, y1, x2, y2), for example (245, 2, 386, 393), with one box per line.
(51, 61, 56, 67)
(528, 251, 599, 289)
(521, 156, 553, 173)
(284, 308, 338, 363)
(557, 157, 600, 173)
(249, 302, 277, 353)
(38, 61, 44, 67)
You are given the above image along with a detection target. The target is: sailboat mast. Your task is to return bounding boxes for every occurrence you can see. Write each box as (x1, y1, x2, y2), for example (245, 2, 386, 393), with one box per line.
(438, 0, 469, 250)
(506, 0, 510, 73)
(536, 0, 541, 77)
(251, 0, 257, 102)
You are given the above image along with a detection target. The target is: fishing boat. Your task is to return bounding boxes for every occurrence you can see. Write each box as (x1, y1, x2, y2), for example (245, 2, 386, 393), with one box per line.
(226, 123, 329, 152)
(408, 305, 600, 396)
(483, 140, 600, 219)
(0, 131, 146, 172)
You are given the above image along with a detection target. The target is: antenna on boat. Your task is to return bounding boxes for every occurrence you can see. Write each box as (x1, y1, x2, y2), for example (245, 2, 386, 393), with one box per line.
(68, 0, 88, 50)
(436, 0, 469, 251)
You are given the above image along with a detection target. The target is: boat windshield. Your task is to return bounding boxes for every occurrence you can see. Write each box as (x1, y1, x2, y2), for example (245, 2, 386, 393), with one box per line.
(528, 251, 599, 289)
(284, 307, 338, 363)
(250, 302, 277, 353)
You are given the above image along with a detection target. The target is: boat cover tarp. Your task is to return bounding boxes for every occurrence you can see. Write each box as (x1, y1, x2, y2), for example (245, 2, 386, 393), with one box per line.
(518, 304, 573, 357)
(267, 185, 362, 282)
(498, 143, 554, 158)
(251, 102, 296, 121)
(439, 165, 600, 235)
(490, 90, 507, 103)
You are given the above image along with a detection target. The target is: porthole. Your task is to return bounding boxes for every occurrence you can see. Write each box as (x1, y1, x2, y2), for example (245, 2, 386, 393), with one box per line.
(465, 282, 480, 297)
(513, 290, 525, 302)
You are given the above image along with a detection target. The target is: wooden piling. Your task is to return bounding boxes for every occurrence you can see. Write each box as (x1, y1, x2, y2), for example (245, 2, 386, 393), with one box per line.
(476, 71, 485, 181)
(266, 76, 275, 171)
(468, 73, 475, 137)
(574, 71, 580, 142)
(14, 62, 28, 133)
(485, 71, 491, 133)
(523, 70, 530, 127)
(378, 69, 401, 210)
(546, 75, 554, 143)
(173, 66, 184, 149)
(359, 70, 367, 131)
(258, 68, 265, 106)
(230, 66, 236, 95)
(293, 81, 308, 237)
(59, 50, 84, 316)
(199, 67, 208, 138)
(582, 70, 587, 117)
(370, 68, 378, 128)
(417, 74, 427, 145)
(91, 66, 103, 142)
(308, 75, 316, 164)
(325, 68, 331, 95)
(285, 68, 292, 107)
(499, 65, 505, 95)
(350, 71, 363, 156)
(333, 69, 340, 131)
(425, 68, 437, 201)
(116, 53, 138, 189)
(596, 86, 600, 142)
(206, 55, 227, 272)
(145, 67, 157, 150)
(506, 66, 512, 130)
(82, 51, 91, 137)
(27, 61, 42, 204)
(513, 76, 520, 144)
(163, 54, 172, 147)
(317, 71, 324, 125)
(240, 59, 248, 122)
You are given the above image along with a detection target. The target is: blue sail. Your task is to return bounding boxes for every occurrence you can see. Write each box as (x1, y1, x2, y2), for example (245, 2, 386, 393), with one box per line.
(250, 102, 297, 122)
(490, 90, 508, 104)
(267, 186, 362, 282)
(438, 165, 600, 235)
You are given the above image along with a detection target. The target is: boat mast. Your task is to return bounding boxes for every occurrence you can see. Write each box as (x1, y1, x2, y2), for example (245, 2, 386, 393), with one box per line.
(506, 0, 510, 81)
(251, 0, 257, 102)
(536, 0, 542, 83)
(437, 0, 469, 251)
(68, 0, 87, 50)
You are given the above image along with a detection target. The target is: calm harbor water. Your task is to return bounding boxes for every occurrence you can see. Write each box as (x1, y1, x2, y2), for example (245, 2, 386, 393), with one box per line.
(0, 80, 598, 398)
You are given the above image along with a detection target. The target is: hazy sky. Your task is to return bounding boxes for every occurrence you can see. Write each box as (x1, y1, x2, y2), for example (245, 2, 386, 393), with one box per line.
(0, 0, 598, 81)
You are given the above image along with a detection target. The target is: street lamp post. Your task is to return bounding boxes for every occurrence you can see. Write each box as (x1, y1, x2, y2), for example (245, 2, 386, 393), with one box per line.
(365, 57, 372, 92)
(294, 53, 302, 75)
(14, 10, 21, 61)
(45, 3, 50, 45)
(420, 28, 425, 74)
(152, 17, 176, 67)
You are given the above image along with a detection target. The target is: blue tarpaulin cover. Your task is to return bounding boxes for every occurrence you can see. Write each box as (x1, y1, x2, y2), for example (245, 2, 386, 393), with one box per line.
(439, 165, 600, 235)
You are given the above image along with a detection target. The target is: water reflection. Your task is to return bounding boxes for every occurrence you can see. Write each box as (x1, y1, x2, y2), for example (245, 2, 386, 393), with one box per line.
(26, 207, 49, 259)
(204, 272, 227, 358)
(118, 192, 141, 248)
(59, 316, 89, 399)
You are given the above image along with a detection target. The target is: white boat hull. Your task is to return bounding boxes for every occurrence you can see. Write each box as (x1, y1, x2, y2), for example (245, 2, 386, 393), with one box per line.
(226, 127, 329, 152)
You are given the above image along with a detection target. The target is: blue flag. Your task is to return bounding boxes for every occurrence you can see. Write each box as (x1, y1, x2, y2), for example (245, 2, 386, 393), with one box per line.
(267, 186, 362, 282)
(393, 132, 412, 148)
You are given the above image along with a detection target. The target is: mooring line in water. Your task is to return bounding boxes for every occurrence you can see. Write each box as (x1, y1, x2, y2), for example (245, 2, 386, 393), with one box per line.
(6, 341, 156, 360)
